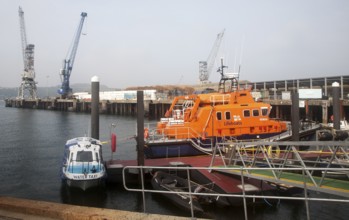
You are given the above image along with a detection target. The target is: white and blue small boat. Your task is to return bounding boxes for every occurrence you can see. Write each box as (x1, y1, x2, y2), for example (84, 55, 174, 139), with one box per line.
(61, 137, 107, 190)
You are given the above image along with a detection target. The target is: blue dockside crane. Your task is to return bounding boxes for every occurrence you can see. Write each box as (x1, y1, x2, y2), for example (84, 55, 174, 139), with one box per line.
(58, 12, 87, 99)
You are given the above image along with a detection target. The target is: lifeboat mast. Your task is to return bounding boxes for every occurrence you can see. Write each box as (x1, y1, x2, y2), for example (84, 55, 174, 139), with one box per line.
(217, 58, 239, 93)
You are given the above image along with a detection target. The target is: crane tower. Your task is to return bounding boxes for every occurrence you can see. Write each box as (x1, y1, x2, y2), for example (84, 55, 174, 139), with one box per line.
(199, 29, 225, 84)
(18, 6, 37, 100)
(58, 12, 87, 99)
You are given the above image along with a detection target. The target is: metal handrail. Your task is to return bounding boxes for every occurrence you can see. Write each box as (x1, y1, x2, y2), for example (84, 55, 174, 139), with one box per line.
(144, 120, 320, 145)
(145, 124, 213, 147)
(122, 165, 349, 220)
(209, 94, 231, 105)
(212, 141, 349, 189)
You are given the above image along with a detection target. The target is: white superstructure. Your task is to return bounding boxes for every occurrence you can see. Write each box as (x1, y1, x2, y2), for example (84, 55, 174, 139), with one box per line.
(73, 90, 157, 101)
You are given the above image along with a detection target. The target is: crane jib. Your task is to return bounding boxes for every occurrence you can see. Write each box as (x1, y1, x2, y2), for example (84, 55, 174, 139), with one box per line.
(18, 6, 37, 100)
(58, 12, 88, 98)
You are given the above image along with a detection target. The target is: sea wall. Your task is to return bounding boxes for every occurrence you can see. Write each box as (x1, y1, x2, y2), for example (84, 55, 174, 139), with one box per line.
(0, 196, 190, 220)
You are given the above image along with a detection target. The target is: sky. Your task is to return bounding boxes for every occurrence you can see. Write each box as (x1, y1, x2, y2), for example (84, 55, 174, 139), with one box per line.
(1, 0, 348, 89)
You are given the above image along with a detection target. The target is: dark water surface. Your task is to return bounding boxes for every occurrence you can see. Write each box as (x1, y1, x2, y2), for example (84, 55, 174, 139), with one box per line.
(0, 101, 347, 219)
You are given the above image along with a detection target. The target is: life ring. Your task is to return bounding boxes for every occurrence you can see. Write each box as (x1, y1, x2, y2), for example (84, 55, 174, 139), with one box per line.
(144, 128, 149, 139)
(267, 145, 280, 158)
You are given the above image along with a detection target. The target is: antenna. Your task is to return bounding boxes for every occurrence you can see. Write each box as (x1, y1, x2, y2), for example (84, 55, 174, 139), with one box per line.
(236, 35, 245, 88)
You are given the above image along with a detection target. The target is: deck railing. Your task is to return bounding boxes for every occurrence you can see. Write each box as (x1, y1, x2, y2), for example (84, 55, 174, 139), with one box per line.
(211, 141, 349, 194)
(144, 122, 213, 147)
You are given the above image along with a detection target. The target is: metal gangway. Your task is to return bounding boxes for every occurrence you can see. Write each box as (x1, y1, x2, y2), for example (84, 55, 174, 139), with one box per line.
(210, 140, 349, 198)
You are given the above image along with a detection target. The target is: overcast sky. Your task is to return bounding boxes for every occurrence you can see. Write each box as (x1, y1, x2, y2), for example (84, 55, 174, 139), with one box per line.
(1, 0, 348, 89)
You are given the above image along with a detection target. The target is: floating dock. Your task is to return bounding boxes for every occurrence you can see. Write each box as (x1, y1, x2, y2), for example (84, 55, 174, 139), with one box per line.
(107, 155, 275, 196)
(107, 140, 349, 198)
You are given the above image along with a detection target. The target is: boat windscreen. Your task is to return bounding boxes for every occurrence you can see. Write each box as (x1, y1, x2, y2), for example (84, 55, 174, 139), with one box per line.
(76, 151, 93, 162)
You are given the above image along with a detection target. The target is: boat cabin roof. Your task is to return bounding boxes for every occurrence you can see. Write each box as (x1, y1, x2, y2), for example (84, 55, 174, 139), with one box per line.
(65, 137, 102, 151)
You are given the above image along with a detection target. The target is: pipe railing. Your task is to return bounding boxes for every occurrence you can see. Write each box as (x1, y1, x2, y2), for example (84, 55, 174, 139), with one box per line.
(122, 165, 349, 220)
(145, 123, 213, 147)
(213, 141, 349, 188)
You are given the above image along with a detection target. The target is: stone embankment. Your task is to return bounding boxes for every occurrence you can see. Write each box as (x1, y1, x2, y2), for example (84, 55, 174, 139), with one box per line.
(0, 197, 197, 220)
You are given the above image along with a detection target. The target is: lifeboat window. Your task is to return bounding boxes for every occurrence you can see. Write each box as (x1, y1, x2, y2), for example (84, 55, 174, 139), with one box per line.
(225, 111, 231, 120)
(76, 151, 93, 162)
(243, 110, 250, 117)
(217, 112, 222, 120)
(252, 109, 259, 117)
(261, 108, 268, 116)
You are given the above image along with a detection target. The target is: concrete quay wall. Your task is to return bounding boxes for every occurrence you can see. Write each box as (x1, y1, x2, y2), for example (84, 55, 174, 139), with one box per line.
(0, 197, 193, 220)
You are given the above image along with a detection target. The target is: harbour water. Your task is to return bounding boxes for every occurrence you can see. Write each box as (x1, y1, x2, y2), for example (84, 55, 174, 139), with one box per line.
(0, 100, 347, 220)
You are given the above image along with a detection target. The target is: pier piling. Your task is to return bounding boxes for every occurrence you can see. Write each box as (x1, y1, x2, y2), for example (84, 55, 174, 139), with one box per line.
(332, 82, 340, 130)
(137, 90, 145, 166)
(291, 91, 300, 141)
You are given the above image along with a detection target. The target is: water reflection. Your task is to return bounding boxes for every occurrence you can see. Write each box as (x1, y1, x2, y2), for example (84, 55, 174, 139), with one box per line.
(60, 184, 107, 208)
